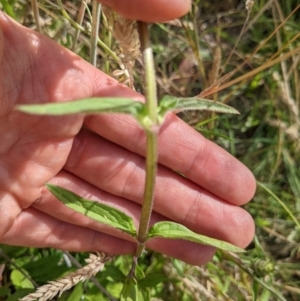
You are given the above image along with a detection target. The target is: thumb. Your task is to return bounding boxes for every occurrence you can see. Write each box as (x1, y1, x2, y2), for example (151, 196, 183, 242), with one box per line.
(99, 0, 191, 22)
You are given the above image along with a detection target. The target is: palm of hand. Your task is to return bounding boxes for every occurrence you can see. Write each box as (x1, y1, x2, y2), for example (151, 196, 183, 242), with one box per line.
(0, 12, 255, 265)
(0, 15, 136, 253)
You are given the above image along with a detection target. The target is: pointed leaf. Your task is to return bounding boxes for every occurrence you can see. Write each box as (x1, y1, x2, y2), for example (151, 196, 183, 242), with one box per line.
(15, 97, 145, 118)
(147, 221, 245, 252)
(139, 287, 150, 301)
(135, 264, 145, 280)
(66, 282, 83, 301)
(7, 289, 35, 301)
(103, 266, 126, 282)
(46, 184, 137, 237)
(138, 273, 169, 289)
(10, 270, 34, 289)
(0, 0, 17, 19)
(160, 95, 239, 115)
(157, 96, 178, 123)
(0, 286, 10, 298)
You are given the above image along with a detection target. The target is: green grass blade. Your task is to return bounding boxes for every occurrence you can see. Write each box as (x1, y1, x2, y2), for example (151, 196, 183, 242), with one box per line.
(257, 181, 300, 231)
(147, 221, 245, 252)
(138, 273, 169, 289)
(15, 97, 145, 117)
(46, 184, 137, 237)
(252, 276, 287, 301)
(282, 149, 300, 210)
(0, 0, 17, 19)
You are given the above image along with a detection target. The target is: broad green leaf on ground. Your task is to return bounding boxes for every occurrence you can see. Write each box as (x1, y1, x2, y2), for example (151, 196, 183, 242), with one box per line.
(0, 245, 28, 259)
(10, 270, 35, 289)
(65, 282, 83, 301)
(159, 95, 239, 118)
(22, 253, 69, 282)
(6, 289, 35, 301)
(15, 97, 145, 119)
(46, 184, 137, 237)
(147, 221, 245, 252)
(0, 286, 10, 298)
(103, 265, 126, 282)
(138, 273, 169, 289)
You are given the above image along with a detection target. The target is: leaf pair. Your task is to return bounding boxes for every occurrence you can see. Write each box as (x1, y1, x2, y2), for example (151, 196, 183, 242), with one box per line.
(47, 185, 244, 253)
(16, 96, 243, 252)
(16, 95, 239, 130)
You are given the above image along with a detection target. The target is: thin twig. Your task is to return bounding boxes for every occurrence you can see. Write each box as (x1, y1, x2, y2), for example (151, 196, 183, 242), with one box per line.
(223, 0, 254, 68)
(0, 248, 38, 288)
(72, 0, 89, 51)
(90, 0, 101, 66)
(31, 0, 42, 33)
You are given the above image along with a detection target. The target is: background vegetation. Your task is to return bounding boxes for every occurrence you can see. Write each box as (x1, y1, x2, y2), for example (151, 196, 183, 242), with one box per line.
(0, 0, 299, 300)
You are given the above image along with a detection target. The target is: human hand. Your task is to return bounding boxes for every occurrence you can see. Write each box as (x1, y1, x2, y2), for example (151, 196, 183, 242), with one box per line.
(0, 0, 255, 265)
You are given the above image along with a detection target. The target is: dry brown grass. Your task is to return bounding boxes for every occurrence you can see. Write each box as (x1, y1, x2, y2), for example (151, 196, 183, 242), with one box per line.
(19, 253, 110, 301)
(103, 5, 141, 89)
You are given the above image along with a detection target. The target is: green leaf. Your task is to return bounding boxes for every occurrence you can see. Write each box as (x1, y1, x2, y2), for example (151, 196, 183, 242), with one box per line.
(159, 95, 239, 116)
(147, 221, 245, 252)
(134, 264, 145, 280)
(157, 96, 178, 122)
(171, 258, 185, 277)
(15, 97, 145, 118)
(22, 253, 68, 282)
(121, 265, 149, 301)
(0, 0, 16, 19)
(104, 265, 126, 282)
(0, 286, 10, 297)
(0, 245, 28, 261)
(6, 289, 34, 301)
(124, 280, 146, 301)
(10, 270, 35, 289)
(138, 273, 168, 289)
(66, 283, 83, 301)
(121, 277, 137, 300)
(138, 287, 150, 301)
(46, 184, 137, 237)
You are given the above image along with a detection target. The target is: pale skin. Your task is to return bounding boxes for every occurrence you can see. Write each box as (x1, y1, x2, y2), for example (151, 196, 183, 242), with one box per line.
(0, 0, 256, 265)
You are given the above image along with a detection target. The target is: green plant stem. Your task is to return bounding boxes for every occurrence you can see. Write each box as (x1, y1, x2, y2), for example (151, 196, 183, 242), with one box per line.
(138, 23, 157, 122)
(135, 22, 158, 258)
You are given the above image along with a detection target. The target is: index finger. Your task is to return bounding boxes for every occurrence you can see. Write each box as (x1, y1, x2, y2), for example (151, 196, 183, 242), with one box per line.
(99, 0, 191, 22)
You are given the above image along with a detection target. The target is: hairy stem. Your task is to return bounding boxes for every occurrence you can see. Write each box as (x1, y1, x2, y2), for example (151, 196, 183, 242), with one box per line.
(135, 22, 158, 258)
